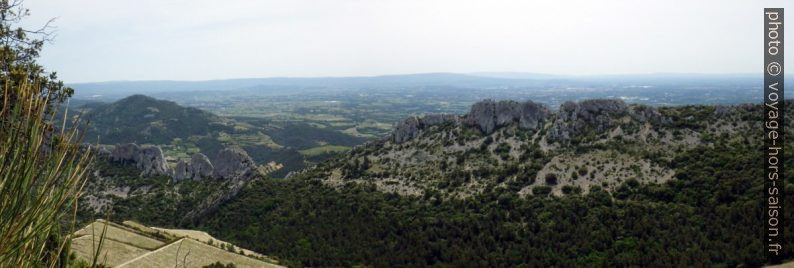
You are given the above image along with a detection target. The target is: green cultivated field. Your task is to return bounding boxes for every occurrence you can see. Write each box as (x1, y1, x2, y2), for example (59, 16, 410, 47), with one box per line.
(299, 145, 351, 156)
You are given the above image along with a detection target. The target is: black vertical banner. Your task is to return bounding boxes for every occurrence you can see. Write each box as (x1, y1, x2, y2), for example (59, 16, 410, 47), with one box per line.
(764, 8, 784, 264)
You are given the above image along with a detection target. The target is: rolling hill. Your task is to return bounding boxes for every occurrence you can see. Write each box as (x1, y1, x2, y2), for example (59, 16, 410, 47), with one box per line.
(80, 95, 231, 145)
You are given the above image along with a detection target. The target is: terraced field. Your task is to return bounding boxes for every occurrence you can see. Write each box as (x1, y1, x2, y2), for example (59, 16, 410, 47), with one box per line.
(117, 238, 280, 268)
(70, 220, 281, 267)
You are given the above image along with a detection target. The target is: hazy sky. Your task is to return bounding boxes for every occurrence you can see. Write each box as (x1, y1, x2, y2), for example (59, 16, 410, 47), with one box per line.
(23, 0, 793, 82)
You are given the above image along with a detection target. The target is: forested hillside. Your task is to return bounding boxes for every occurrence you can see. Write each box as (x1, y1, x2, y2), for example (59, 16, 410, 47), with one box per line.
(186, 100, 794, 267)
(75, 98, 794, 267)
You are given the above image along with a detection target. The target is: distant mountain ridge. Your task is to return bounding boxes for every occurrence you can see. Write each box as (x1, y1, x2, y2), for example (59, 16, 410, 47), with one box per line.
(68, 72, 764, 101)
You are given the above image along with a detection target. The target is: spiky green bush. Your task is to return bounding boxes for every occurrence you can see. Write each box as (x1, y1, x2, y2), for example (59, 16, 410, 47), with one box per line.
(0, 79, 91, 267)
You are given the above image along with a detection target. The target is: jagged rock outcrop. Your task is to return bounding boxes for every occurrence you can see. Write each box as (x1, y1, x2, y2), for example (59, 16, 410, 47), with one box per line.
(517, 101, 549, 130)
(388, 99, 683, 145)
(630, 105, 670, 125)
(213, 148, 258, 180)
(111, 143, 141, 164)
(393, 117, 421, 143)
(393, 114, 459, 143)
(466, 100, 497, 134)
(173, 153, 214, 181)
(392, 100, 550, 143)
(464, 100, 549, 134)
(558, 99, 628, 124)
(100, 143, 262, 226)
(549, 99, 628, 142)
(181, 148, 259, 225)
(136, 146, 169, 176)
(714, 105, 732, 117)
(110, 142, 260, 183)
(110, 143, 169, 176)
(173, 161, 190, 181)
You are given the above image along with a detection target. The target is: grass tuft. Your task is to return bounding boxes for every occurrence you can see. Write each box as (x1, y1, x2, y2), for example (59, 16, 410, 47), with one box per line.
(0, 79, 92, 267)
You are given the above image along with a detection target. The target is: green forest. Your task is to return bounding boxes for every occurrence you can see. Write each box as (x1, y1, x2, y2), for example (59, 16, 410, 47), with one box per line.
(190, 139, 794, 267)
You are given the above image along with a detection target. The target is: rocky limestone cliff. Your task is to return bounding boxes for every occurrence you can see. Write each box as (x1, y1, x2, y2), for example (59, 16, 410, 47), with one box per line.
(464, 100, 550, 134)
(392, 100, 550, 143)
(393, 114, 459, 143)
(173, 153, 215, 181)
(103, 145, 261, 225)
(180, 148, 259, 225)
(110, 143, 258, 183)
(111, 143, 140, 163)
(390, 99, 677, 145)
(629, 104, 669, 124)
(137, 146, 170, 176)
(212, 148, 258, 180)
(110, 143, 170, 177)
(549, 99, 629, 142)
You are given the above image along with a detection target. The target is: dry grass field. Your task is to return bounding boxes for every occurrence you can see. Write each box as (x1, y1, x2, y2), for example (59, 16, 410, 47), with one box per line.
(117, 238, 281, 268)
(150, 227, 272, 260)
(70, 235, 152, 267)
(71, 220, 282, 267)
(74, 220, 165, 250)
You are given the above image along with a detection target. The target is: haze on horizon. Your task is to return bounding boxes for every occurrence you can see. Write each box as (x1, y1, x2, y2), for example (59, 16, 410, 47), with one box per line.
(24, 0, 793, 83)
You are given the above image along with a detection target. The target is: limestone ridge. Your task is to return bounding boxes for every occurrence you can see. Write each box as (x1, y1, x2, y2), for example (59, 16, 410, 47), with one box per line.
(392, 99, 550, 143)
(391, 99, 675, 144)
(548, 99, 672, 143)
(108, 144, 258, 182)
(173, 153, 214, 181)
(465, 100, 549, 134)
(393, 114, 460, 143)
(110, 143, 169, 177)
(179, 148, 259, 225)
(548, 99, 629, 142)
(213, 148, 258, 180)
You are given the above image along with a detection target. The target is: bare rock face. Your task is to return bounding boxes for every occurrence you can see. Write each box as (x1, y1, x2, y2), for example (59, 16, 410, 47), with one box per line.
(392, 100, 550, 143)
(464, 99, 549, 134)
(630, 105, 670, 125)
(393, 114, 459, 143)
(550, 99, 629, 142)
(111, 143, 140, 164)
(173, 160, 191, 181)
(393, 117, 421, 143)
(495, 101, 522, 126)
(110, 143, 169, 177)
(518, 101, 550, 130)
(558, 99, 628, 124)
(136, 146, 169, 176)
(172, 153, 214, 182)
(467, 100, 498, 134)
(180, 148, 258, 224)
(96, 146, 112, 158)
(213, 148, 257, 180)
(189, 153, 214, 179)
(111, 143, 255, 182)
(714, 105, 732, 117)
